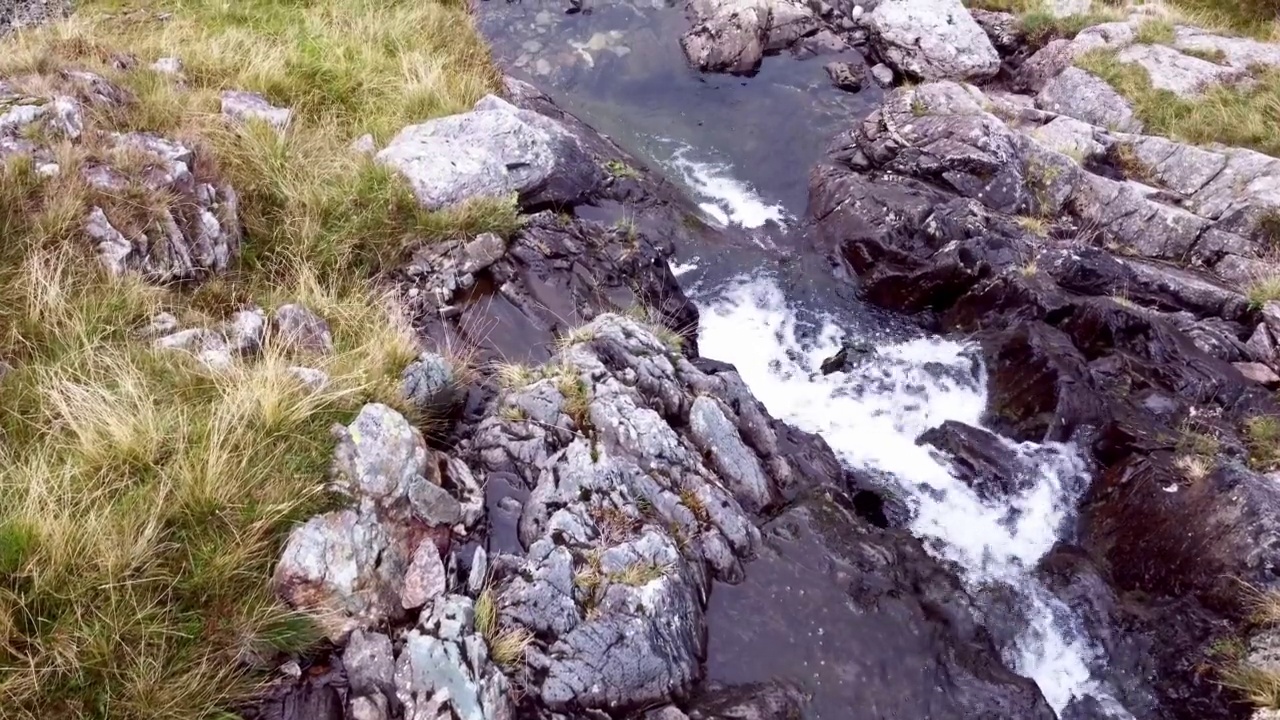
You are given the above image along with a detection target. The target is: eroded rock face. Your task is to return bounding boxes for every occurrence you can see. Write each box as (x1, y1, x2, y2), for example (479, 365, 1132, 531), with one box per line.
(808, 77, 1280, 720)
(680, 0, 820, 74)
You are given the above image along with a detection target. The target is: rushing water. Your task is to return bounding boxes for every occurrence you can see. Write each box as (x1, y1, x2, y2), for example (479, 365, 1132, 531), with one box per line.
(472, 2, 1135, 714)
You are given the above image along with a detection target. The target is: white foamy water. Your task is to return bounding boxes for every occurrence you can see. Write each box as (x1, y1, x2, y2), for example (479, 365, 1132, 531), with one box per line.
(664, 144, 788, 230)
(698, 275, 1129, 717)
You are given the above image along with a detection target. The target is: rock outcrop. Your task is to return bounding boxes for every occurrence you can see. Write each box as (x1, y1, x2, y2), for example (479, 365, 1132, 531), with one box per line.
(807, 77, 1280, 719)
(0, 70, 241, 282)
(867, 0, 1001, 80)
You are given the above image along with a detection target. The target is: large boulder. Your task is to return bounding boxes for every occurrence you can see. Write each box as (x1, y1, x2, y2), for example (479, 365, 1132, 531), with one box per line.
(867, 0, 1000, 81)
(680, 0, 821, 74)
(376, 94, 603, 210)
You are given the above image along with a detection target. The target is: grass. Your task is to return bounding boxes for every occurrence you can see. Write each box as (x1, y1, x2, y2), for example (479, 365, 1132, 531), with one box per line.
(1077, 48, 1280, 158)
(603, 159, 639, 180)
(1245, 415, 1280, 470)
(0, 0, 512, 717)
(473, 586, 532, 669)
(1110, 142, 1155, 183)
(1174, 453, 1213, 481)
(1248, 275, 1280, 309)
(679, 487, 710, 525)
(1135, 18, 1177, 45)
(1016, 215, 1050, 237)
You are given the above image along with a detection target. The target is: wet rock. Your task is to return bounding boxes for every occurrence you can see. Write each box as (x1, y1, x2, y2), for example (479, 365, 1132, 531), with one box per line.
(377, 94, 603, 210)
(918, 420, 1036, 500)
(686, 681, 808, 719)
(274, 304, 334, 355)
(867, 0, 1000, 81)
(824, 60, 863, 92)
(818, 339, 877, 374)
(1036, 67, 1142, 132)
(220, 90, 292, 130)
(681, 0, 820, 74)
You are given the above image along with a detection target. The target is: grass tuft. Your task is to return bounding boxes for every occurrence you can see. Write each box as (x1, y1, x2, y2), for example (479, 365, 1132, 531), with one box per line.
(1245, 415, 1280, 470)
(1135, 18, 1177, 45)
(1248, 275, 1280, 309)
(1077, 48, 1280, 158)
(0, 0, 505, 716)
(1016, 215, 1050, 237)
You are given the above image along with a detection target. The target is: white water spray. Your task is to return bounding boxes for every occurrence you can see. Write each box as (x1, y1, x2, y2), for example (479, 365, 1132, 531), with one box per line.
(697, 275, 1128, 716)
(662, 143, 788, 230)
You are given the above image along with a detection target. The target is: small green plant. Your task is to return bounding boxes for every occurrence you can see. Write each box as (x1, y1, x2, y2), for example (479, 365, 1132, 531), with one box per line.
(604, 159, 640, 180)
(1019, 259, 1039, 277)
(910, 94, 929, 117)
(1245, 415, 1280, 470)
(1174, 453, 1213, 482)
(498, 404, 529, 423)
(1247, 275, 1280, 309)
(1112, 142, 1155, 183)
(496, 362, 539, 390)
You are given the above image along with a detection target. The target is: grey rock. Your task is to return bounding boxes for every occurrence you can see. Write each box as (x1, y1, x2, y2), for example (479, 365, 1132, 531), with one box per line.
(1236, 362, 1280, 386)
(351, 133, 376, 155)
(402, 540, 447, 609)
(1071, 20, 1137, 54)
(0, 104, 46, 135)
(345, 630, 396, 701)
(376, 94, 601, 210)
(1015, 39, 1075, 93)
(1247, 324, 1277, 364)
(273, 508, 408, 641)
(348, 694, 389, 720)
(1263, 302, 1280, 345)
(84, 207, 134, 276)
(1046, 0, 1090, 16)
(154, 328, 233, 369)
(395, 595, 513, 720)
(688, 395, 772, 511)
(401, 352, 457, 413)
(1115, 43, 1246, 97)
(288, 366, 330, 391)
(1029, 116, 1104, 160)
(220, 90, 292, 130)
(0, 0, 71, 34)
(227, 307, 266, 356)
(867, 0, 1000, 81)
(462, 232, 506, 273)
(151, 57, 183, 76)
(870, 62, 895, 86)
(646, 707, 691, 720)
(468, 546, 489, 595)
(1174, 25, 1280, 70)
(1036, 67, 1142, 132)
(1121, 133, 1227, 196)
(140, 312, 180, 339)
(274, 303, 335, 355)
(681, 0, 820, 74)
(331, 403, 429, 513)
(824, 61, 863, 92)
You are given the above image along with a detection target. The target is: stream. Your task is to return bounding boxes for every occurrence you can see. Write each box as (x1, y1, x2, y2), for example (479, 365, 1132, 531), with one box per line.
(472, 0, 1136, 716)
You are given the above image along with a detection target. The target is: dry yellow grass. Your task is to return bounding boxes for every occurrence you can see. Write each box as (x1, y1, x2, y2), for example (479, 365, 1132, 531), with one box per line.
(0, 0, 518, 717)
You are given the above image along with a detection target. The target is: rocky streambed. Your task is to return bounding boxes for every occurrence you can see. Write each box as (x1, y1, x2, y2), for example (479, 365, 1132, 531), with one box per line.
(216, 0, 1280, 719)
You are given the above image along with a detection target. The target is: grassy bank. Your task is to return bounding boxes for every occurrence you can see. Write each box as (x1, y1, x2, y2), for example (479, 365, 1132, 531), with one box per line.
(0, 0, 516, 718)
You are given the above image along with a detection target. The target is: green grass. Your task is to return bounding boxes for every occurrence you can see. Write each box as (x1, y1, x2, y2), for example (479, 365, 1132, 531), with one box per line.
(1245, 415, 1280, 470)
(1248, 275, 1280, 309)
(1135, 18, 1176, 45)
(0, 0, 511, 717)
(1077, 48, 1280, 158)
(1164, 0, 1280, 39)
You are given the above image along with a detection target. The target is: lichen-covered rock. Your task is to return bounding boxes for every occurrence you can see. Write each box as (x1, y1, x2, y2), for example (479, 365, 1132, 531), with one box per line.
(275, 403, 479, 641)
(867, 0, 1000, 81)
(154, 328, 233, 369)
(274, 304, 335, 355)
(1115, 43, 1247, 98)
(401, 352, 458, 414)
(1036, 67, 1142, 132)
(220, 90, 292, 130)
(680, 0, 820, 74)
(394, 595, 513, 720)
(376, 94, 603, 210)
(227, 307, 266, 356)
